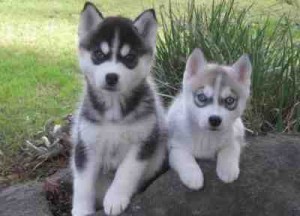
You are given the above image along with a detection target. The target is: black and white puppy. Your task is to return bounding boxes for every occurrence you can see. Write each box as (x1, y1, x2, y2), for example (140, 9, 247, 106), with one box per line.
(71, 2, 167, 216)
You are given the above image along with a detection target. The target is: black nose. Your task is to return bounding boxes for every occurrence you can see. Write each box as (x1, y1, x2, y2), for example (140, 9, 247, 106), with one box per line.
(106, 73, 119, 86)
(209, 115, 222, 127)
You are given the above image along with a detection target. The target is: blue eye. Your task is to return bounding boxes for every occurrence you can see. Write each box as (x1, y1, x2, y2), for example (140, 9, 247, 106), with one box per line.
(224, 96, 237, 110)
(198, 93, 207, 102)
(225, 96, 235, 105)
(194, 91, 209, 107)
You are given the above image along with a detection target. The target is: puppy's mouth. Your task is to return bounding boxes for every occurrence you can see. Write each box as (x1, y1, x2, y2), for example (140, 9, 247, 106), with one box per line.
(209, 127, 221, 131)
(103, 85, 119, 92)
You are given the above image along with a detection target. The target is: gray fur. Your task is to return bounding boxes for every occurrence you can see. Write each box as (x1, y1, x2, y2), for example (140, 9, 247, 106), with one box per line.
(74, 135, 87, 171)
(168, 49, 252, 190)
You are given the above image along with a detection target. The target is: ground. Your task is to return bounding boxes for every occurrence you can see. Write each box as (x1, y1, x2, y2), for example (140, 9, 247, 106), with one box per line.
(0, 0, 299, 177)
(0, 134, 299, 216)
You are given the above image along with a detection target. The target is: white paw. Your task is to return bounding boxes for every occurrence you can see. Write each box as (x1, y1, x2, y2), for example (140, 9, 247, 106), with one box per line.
(103, 188, 130, 216)
(217, 163, 240, 183)
(71, 208, 95, 216)
(179, 168, 204, 190)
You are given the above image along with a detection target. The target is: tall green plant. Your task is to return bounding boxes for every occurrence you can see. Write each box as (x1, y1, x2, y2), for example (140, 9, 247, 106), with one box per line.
(155, 0, 300, 132)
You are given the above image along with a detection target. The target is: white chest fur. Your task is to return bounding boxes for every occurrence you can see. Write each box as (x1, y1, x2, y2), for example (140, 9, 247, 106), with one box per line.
(191, 118, 243, 159)
(191, 131, 230, 159)
(103, 93, 122, 122)
(79, 116, 155, 171)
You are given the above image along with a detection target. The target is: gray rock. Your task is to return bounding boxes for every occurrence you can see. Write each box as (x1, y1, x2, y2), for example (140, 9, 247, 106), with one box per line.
(96, 134, 300, 216)
(0, 182, 52, 216)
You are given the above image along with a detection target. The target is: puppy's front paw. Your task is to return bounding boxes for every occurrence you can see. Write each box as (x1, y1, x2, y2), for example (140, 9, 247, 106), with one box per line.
(179, 168, 204, 190)
(217, 163, 240, 183)
(71, 201, 95, 216)
(71, 208, 95, 216)
(103, 187, 130, 216)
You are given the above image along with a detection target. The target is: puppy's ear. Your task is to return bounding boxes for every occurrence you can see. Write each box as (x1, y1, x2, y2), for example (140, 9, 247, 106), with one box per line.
(78, 2, 103, 40)
(134, 9, 157, 48)
(184, 48, 207, 80)
(232, 54, 252, 85)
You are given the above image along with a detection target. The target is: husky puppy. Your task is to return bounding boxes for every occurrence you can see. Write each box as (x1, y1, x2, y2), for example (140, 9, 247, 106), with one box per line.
(168, 48, 252, 190)
(71, 2, 167, 215)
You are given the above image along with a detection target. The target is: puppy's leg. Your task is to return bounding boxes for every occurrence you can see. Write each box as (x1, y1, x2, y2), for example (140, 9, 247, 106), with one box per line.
(217, 141, 240, 183)
(103, 147, 147, 215)
(72, 146, 100, 216)
(169, 147, 204, 190)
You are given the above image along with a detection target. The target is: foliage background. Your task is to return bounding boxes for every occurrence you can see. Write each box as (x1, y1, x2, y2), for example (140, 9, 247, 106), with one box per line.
(0, 0, 299, 174)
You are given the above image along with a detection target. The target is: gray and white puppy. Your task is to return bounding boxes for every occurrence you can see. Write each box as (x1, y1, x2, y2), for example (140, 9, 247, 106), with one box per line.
(71, 2, 167, 216)
(168, 48, 252, 190)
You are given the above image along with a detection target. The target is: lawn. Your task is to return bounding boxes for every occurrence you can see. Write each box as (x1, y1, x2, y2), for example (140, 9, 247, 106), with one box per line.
(0, 0, 168, 158)
(0, 0, 299, 172)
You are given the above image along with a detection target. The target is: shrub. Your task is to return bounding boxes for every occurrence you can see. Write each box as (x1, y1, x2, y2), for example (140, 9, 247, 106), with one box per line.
(154, 0, 300, 133)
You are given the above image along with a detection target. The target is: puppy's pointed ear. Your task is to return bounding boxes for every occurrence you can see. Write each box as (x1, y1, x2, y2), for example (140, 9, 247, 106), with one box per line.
(134, 9, 157, 48)
(78, 2, 103, 40)
(184, 48, 207, 80)
(232, 54, 252, 84)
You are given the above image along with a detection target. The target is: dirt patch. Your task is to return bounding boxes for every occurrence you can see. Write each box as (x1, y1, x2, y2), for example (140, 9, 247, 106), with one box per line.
(0, 115, 72, 187)
(44, 168, 73, 216)
(46, 180, 72, 216)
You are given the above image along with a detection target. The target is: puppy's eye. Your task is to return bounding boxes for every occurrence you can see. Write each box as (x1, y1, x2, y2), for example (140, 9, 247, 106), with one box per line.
(92, 49, 106, 63)
(198, 93, 207, 103)
(124, 53, 136, 62)
(194, 91, 210, 108)
(225, 96, 235, 105)
(224, 96, 237, 110)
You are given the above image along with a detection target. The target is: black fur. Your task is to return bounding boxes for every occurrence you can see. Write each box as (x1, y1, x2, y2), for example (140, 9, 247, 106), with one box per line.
(79, 85, 104, 124)
(121, 81, 155, 118)
(79, 16, 153, 69)
(75, 135, 87, 171)
(82, 1, 104, 19)
(138, 123, 167, 160)
(130, 98, 156, 121)
(80, 106, 101, 124)
(80, 16, 152, 53)
(86, 83, 105, 115)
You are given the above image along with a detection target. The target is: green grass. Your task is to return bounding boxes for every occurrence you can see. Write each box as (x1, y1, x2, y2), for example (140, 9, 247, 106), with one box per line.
(0, 0, 299, 171)
(0, 0, 169, 161)
(0, 0, 80, 157)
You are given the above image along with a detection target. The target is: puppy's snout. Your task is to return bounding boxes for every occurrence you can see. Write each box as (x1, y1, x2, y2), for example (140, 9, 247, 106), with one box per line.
(209, 115, 222, 127)
(106, 73, 119, 86)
